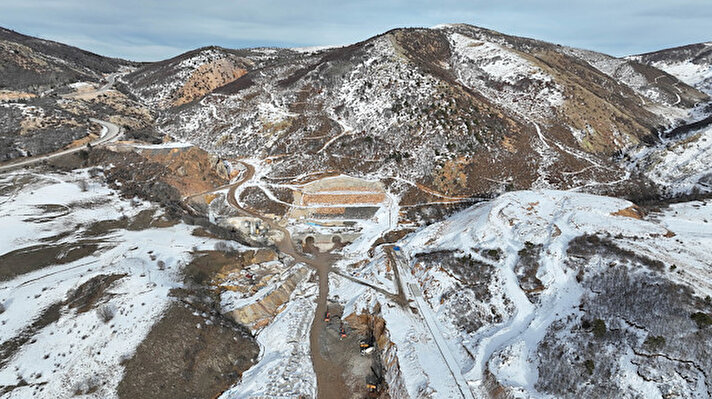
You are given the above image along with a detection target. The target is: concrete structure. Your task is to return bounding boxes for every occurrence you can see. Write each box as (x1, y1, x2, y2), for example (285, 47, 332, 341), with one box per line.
(288, 175, 387, 220)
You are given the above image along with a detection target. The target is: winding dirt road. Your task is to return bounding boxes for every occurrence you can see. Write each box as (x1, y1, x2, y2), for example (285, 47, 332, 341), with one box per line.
(223, 161, 349, 398)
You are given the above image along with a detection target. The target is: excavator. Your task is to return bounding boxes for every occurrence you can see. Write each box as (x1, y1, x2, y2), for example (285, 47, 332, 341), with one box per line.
(360, 317, 375, 355)
(366, 366, 384, 397)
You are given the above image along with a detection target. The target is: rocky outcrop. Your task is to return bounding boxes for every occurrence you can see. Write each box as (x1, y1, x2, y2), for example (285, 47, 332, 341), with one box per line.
(228, 266, 311, 330)
(172, 58, 247, 107)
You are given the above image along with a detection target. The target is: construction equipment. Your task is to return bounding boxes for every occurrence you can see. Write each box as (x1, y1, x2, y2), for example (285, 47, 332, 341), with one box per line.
(360, 316, 376, 354)
(324, 311, 331, 322)
(339, 324, 347, 339)
(360, 335, 374, 355)
(366, 366, 384, 396)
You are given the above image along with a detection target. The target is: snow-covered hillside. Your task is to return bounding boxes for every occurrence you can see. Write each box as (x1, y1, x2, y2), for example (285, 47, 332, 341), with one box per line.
(332, 189, 712, 398)
(635, 122, 712, 195)
(4, 23, 712, 399)
(144, 24, 708, 200)
(0, 169, 238, 398)
(631, 42, 712, 96)
(121, 46, 296, 109)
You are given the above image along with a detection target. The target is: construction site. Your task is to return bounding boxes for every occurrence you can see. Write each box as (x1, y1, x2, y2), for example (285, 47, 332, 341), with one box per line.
(317, 303, 389, 398)
(287, 175, 391, 252)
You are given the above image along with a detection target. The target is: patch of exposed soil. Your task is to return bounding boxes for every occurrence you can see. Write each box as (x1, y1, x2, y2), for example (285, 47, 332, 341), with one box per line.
(0, 241, 103, 282)
(116, 303, 259, 399)
(611, 205, 645, 219)
(137, 146, 229, 196)
(240, 185, 289, 216)
(515, 242, 545, 299)
(184, 250, 243, 286)
(65, 274, 126, 313)
(317, 303, 389, 399)
(172, 59, 247, 107)
(81, 209, 177, 238)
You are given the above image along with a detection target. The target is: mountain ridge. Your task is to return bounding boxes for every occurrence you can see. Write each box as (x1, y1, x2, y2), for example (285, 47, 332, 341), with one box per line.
(1, 23, 712, 399)
(125, 24, 708, 203)
(0, 26, 133, 91)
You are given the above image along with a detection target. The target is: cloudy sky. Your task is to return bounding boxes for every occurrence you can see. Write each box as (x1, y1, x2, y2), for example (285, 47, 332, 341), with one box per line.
(0, 0, 710, 61)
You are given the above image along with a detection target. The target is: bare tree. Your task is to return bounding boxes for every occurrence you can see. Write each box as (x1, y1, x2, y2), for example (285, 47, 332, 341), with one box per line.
(77, 180, 88, 192)
(96, 304, 116, 323)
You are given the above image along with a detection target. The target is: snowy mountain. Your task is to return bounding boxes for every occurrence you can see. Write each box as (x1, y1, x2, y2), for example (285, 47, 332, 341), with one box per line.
(130, 25, 707, 202)
(630, 42, 712, 96)
(626, 42, 712, 197)
(0, 27, 131, 92)
(119, 46, 300, 109)
(1, 24, 712, 399)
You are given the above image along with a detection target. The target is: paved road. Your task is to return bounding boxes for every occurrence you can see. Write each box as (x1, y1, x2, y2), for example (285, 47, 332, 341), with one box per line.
(61, 72, 121, 99)
(98, 73, 120, 94)
(1, 71, 125, 173)
(0, 118, 122, 173)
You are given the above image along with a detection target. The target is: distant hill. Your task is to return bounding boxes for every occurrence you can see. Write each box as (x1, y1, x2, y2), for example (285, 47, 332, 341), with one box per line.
(630, 41, 712, 96)
(0, 27, 132, 92)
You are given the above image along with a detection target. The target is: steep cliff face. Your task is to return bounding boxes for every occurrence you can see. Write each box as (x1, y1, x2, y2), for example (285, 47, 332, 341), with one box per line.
(171, 58, 248, 107)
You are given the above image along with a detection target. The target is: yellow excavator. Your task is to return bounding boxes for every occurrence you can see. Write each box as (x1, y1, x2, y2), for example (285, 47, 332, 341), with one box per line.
(366, 366, 384, 396)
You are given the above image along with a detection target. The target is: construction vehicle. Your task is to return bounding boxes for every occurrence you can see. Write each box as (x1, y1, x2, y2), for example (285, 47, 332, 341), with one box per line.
(360, 335, 374, 355)
(324, 311, 330, 322)
(366, 366, 384, 396)
(339, 324, 347, 339)
(360, 316, 376, 354)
